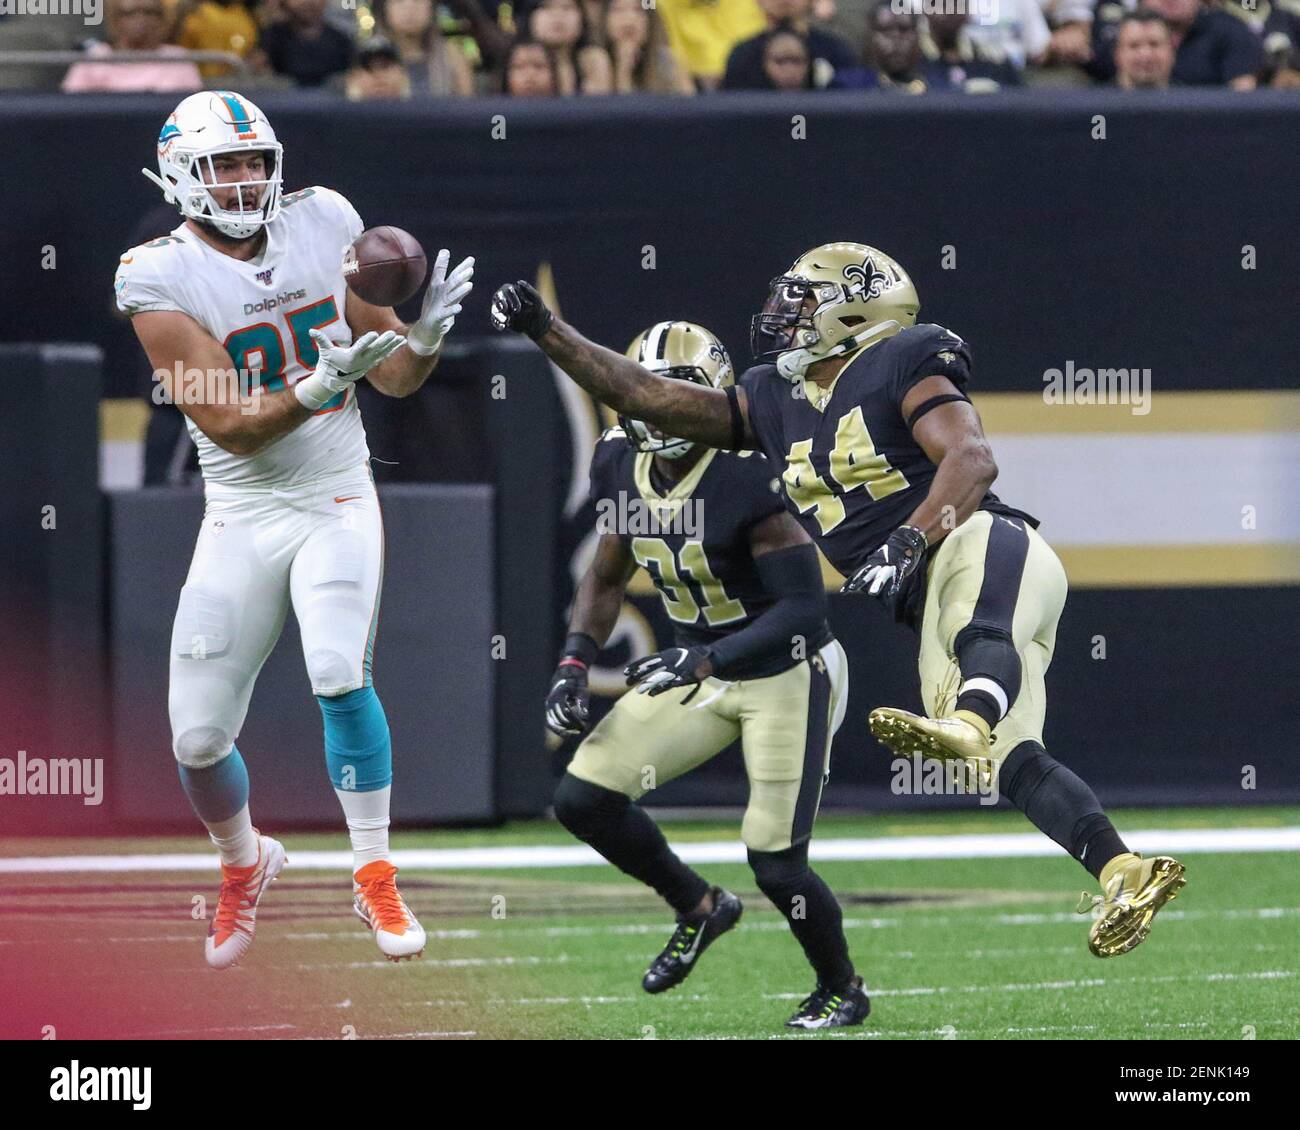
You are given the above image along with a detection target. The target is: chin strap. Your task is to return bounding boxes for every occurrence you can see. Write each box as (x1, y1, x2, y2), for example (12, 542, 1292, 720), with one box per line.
(141, 167, 178, 205)
(777, 318, 903, 382)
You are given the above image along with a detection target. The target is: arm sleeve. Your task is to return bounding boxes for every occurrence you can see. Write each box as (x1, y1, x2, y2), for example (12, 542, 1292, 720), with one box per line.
(889, 324, 973, 409)
(706, 543, 828, 678)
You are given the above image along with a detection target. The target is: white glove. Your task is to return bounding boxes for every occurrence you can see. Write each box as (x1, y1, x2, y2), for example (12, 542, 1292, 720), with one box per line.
(407, 249, 475, 357)
(294, 328, 406, 410)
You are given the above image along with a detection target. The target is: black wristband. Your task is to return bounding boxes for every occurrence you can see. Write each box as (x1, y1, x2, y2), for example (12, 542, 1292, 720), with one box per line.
(562, 631, 599, 667)
(724, 384, 745, 451)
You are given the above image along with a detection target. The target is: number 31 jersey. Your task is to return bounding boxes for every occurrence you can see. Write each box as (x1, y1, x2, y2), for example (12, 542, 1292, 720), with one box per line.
(588, 429, 832, 680)
(114, 186, 369, 493)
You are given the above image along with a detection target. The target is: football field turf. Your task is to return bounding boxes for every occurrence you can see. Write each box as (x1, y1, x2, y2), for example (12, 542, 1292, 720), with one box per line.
(2, 805, 1297, 1041)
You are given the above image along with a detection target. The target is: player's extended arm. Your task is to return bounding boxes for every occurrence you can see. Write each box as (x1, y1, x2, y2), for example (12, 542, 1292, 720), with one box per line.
(132, 309, 316, 456)
(702, 513, 827, 679)
(544, 531, 638, 737)
(901, 374, 998, 547)
(132, 309, 404, 457)
(352, 250, 474, 398)
(490, 280, 755, 450)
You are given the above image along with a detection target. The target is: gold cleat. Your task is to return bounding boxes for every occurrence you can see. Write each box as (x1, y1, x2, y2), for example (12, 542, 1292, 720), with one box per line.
(869, 706, 996, 791)
(869, 706, 993, 761)
(1080, 854, 1186, 958)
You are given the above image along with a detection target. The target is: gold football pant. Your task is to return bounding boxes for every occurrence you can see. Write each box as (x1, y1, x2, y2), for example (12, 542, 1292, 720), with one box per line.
(918, 510, 1069, 762)
(568, 641, 849, 852)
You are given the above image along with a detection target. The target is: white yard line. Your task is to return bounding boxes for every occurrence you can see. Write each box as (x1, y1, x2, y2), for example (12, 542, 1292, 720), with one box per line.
(2, 826, 1297, 874)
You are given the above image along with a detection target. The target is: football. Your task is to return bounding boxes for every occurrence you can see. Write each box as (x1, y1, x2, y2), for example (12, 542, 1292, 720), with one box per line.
(342, 225, 427, 306)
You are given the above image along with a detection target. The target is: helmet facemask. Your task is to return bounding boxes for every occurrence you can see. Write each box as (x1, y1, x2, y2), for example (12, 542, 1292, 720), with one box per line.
(174, 144, 284, 240)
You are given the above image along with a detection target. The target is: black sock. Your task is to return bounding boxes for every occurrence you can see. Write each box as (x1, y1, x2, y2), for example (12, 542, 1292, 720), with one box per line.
(553, 773, 709, 915)
(954, 689, 1001, 730)
(749, 844, 855, 989)
(999, 741, 1129, 879)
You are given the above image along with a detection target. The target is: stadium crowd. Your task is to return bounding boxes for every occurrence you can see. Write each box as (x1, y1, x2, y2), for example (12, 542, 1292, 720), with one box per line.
(4, 0, 1298, 96)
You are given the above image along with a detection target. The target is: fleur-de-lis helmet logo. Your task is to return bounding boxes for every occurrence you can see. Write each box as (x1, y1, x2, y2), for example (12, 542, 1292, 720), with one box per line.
(843, 255, 894, 301)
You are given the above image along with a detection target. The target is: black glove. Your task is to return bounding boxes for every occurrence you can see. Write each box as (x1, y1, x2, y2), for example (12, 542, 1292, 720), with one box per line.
(624, 645, 714, 701)
(841, 525, 928, 601)
(545, 657, 591, 737)
(490, 280, 554, 340)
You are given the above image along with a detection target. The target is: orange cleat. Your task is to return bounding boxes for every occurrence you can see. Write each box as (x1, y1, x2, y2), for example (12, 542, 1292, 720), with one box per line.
(353, 860, 426, 961)
(205, 833, 287, 970)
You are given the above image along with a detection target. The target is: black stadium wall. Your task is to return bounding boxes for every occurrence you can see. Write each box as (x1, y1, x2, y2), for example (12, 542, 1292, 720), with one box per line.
(1, 92, 1297, 830)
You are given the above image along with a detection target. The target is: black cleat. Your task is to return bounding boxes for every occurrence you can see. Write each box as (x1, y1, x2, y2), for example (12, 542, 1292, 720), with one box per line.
(641, 887, 743, 994)
(785, 976, 871, 1029)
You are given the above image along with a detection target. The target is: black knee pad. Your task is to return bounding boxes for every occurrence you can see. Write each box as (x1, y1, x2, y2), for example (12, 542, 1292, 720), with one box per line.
(748, 842, 811, 901)
(553, 772, 629, 838)
(954, 625, 1022, 697)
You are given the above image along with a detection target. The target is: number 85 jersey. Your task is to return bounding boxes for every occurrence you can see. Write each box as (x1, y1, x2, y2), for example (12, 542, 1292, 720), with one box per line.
(114, 186, 369, 492)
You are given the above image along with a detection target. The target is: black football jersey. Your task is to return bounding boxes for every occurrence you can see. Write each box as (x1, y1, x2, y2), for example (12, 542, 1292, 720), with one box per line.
(740, 323, 1037, 625)
(588, 429, 832, 679)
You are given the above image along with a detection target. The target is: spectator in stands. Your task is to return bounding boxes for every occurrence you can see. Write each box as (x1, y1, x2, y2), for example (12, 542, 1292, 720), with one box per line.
(922, 9, 1023, 90)
(723, 0, 857, 88)
(62, 0, 202, 93)
(500, 33, 561, 94)
(1221, 0, 1300, 86)
(1111, 9, 1175, 88)
(601, 0, 695, 93)
(529, 0, 613, 93)
(373, 0, 475, 96)
(260, 0, 354, 87)
(960, 0, 1051, 71)
(177, 0, 258, 79)
(655, 0, 766, 89)
(1148, 0, 1262, 86)
(1090, 0, 1262, 86)
(834, 0, 923, 90)
(344, 34, 413, 99)
(762, 25, 815, 88)
(1040, 0, 1097, 67)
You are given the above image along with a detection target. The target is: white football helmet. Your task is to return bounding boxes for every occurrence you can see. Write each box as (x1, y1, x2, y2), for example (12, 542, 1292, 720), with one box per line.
(143, 90, 284, 240)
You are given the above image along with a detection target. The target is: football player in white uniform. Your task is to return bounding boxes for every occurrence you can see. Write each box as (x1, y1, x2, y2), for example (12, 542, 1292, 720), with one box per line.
(115, 91, 474, 968)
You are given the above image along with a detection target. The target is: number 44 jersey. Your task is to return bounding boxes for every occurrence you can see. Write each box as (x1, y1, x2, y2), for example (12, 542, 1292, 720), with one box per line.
(114, 186, 369, 493)
(740, 323, 1037, 619)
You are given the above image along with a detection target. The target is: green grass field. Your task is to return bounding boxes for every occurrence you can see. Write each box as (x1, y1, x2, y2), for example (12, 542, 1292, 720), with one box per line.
(2, 806, 1297, 1040)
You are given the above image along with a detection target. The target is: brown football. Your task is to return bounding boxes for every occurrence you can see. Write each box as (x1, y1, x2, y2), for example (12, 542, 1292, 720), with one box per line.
(342, 226, 427, 307)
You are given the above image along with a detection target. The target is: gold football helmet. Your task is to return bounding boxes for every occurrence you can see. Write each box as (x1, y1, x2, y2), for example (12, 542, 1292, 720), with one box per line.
(750, 242, 920, 381)
(622, 321, 733, 459)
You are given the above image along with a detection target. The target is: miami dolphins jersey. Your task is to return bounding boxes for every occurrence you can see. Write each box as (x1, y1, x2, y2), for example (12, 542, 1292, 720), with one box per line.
(588, 429, 832, 680)
(114, 186, 369, 492)
(741, 323, 1037, 620)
